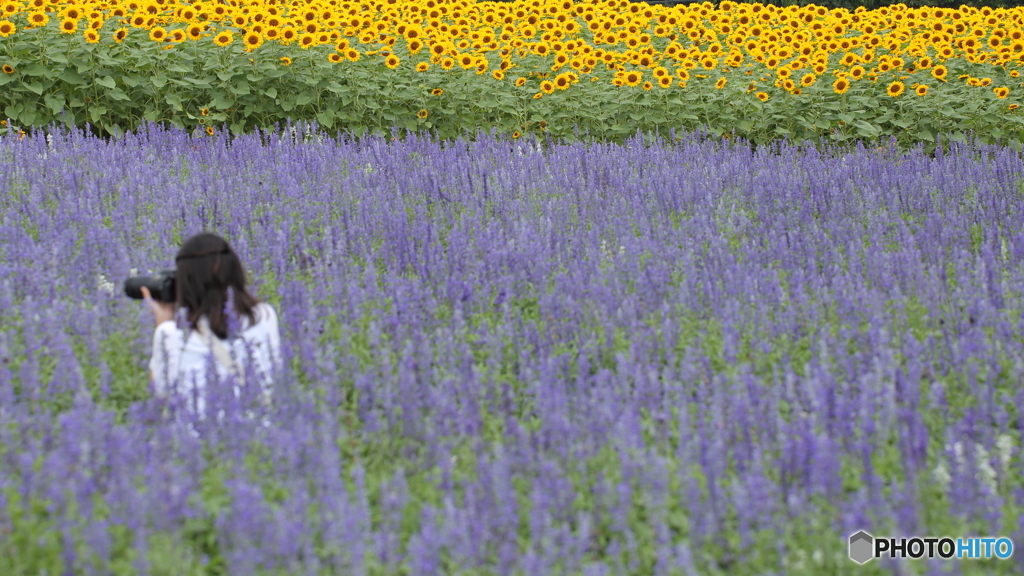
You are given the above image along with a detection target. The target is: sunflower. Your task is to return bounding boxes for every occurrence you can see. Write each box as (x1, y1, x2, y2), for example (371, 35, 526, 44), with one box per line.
(384, 55, 400, 69)
(186, 24, 203, 41)
(533, 92, 543, 99)
(540, 80, 555, 94)
(213, 31, 232, 47)
(431, 88, 444, 96)
(205, 126, 215, 136)
(243, 32, 262, 51)
(833, 78, 850, 94)
(624, 70, 641, 87)
(328, 53, 342, 63)
(800, 73, 816, 87)
(279, 57, 291, 67)
(932, 65, 948, 81)
(440, 58, 454, 70)
(658, 75, 672, 88)
(1010, 103, 1020, 111)
(280, 28, 297, 43)
(850, 66, 865, 80)
(994, 86, 1010, 99)
(0, 20, 15, 37)
(715, 77, 727, 89)
(1, 64, 13, 74)
(514, 77, 527, 87)
(84, 29, 99, 43)
(887, 81, 905, 97)
(492, 70, 505, 81)
(417, 109, 429, 119)
(113, 28, 128, 43)
(915, 84, 928, 96)
(28, 12, 48, 27)
(511, 131, 521, 139)
(756, 91, 769, 101)
(60, 18, 78, 34)
(642, 81, 653, 90)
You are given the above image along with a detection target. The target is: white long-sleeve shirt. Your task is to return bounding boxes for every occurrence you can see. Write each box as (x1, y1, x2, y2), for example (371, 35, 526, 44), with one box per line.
(149, 302, 281, 414)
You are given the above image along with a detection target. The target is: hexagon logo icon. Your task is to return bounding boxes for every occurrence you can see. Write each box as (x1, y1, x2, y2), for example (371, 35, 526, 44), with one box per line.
(849, 531, 874, 564)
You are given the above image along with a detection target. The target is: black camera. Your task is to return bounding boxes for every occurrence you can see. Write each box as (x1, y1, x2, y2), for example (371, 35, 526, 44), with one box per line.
(124, 269, 176, 302)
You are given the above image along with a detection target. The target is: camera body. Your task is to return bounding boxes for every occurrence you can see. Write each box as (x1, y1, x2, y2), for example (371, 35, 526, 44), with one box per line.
(124, 269, 176, 303)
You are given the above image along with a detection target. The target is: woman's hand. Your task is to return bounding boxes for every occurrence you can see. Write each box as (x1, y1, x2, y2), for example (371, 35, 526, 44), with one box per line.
(141, 286, 176, 326)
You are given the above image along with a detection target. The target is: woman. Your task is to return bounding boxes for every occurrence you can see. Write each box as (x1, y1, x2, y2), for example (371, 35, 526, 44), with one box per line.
(141, 232, 281, 416)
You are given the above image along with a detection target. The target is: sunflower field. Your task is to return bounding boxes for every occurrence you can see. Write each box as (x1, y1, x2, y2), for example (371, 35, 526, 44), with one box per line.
(2, 0, 1024, 144)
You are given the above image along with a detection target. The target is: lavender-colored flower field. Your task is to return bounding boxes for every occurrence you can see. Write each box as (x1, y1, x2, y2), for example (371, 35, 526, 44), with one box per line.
(1, 126, 1023, 575)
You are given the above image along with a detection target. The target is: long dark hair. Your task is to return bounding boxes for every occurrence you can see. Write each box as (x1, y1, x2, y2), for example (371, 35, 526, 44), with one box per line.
(175, 233, 259, 339)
